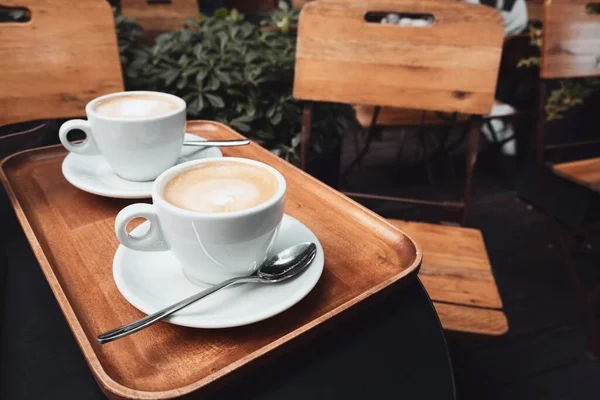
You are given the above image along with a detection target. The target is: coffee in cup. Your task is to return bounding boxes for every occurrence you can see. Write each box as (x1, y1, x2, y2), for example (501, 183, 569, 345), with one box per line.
(94, 93, 180, 119)
(115, 158, 287, 286)
(59, 91, 186, 182)
(162, 161, 279, 213)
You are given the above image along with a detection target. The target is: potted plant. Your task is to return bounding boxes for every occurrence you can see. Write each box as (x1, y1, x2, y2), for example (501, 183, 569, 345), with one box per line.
(118, 8, 351, 187)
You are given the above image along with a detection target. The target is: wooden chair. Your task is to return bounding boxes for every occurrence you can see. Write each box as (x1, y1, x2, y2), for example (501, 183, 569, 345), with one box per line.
(294, 0, 504, 225)
(293, 0, 507, 336)
(0, 0, 123, 156)
(121, 0, 199, 40)
(536, 0, 600, 196)
(534, 0, 600, 356)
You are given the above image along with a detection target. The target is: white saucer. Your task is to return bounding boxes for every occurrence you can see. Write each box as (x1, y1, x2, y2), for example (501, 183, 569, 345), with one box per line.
(113, 214, 324, 328)
(62, 134, 222, 199)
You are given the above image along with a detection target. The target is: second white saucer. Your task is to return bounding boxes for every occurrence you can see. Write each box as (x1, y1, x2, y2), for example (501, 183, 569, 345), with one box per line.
(61, 134, 222, 199)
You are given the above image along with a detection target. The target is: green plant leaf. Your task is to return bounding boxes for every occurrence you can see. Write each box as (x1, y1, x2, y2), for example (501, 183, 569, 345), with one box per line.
(162, 70, 180, 86)
(278, 0, 289, 12)
(214, 69, 232, 85)
(271, 111, 283, 125)
(206, 93, 225, 108)
(176, 76, 188, 90)
(193, 43, 204, 59)
(214, 8, 229, 18)
(196, 95, 205, 112)
(266, 104, 278, 119)
(230, 120, 251, 132)
(291, 133, 301, 148)
(205, 74, 220, 91)
(195, 68, 209, 84)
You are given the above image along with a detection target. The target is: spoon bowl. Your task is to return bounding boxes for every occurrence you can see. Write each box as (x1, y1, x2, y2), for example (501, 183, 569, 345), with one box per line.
(257, 242, 317, 282)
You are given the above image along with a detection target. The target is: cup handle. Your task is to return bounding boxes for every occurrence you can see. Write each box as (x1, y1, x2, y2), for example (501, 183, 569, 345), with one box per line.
(115, 204, 170, 251)
(59, 119, 100, 155)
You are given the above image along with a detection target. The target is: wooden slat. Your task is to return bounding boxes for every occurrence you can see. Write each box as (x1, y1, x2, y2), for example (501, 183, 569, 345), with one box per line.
(433, 302, 508, 336)
(541, 0, 600, 79)
(121, 0, 199, 37)
(293, 0, 504, 114)
(552, 157, 600, 193)
(389, 219, 507, 335)
(0, 0, 123, 126)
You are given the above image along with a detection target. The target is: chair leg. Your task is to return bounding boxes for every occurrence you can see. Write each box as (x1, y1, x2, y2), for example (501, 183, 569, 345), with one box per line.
(461, 117, 481, 226)
(536, 80, 548, 208)
(352, 127, 363, 158)
(341, 106, 381, 181)
(556, 230, 598, 359)
(300, 102, 313, 171)
(417, 115, 438, 198)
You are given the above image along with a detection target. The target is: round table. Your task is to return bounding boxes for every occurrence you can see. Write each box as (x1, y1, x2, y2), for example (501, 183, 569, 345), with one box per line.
(0, 195, 455, 399)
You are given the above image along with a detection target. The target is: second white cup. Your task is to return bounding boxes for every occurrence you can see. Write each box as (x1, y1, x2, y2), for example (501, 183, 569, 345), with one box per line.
(59, 91, 186, 182)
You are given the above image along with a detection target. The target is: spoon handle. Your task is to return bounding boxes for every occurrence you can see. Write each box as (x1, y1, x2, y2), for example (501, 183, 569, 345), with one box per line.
(183, 139, 250, 147)
(97, 276, 260, 344)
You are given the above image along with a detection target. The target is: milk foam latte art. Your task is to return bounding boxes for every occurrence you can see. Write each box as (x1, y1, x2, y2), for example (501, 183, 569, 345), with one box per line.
(94, 93, 180, 119)
(162, 161, 279, 213)
(59, 91, 186, 182)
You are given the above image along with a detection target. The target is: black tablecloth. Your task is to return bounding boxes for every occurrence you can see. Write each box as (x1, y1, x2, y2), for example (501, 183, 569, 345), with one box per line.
(0, 188, 455, 399)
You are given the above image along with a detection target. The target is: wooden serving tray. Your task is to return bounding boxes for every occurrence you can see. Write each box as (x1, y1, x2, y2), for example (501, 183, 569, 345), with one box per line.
(0, 121, 421, 399)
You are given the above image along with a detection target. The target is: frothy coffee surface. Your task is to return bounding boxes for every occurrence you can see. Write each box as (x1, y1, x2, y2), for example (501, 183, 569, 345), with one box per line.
(162, 162, 279, 213)
(95, 94, 179, 118)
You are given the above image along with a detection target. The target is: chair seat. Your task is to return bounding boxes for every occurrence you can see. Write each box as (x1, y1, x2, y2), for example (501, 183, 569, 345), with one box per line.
(388, 219, 508, 335)
(552, 157, 600, 193)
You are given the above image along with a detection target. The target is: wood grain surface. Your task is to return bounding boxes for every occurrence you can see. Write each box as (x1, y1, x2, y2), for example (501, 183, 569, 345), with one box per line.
(293, 0, 504, 114)
(552, 157, 600, 193)
(433, 302, 508, 336)
(541, 0, 600, 79)
(0, 0, 123, 126)
(389, 219, 507, 335)
(121, 0, 199, 38)
(0, 121, 422, 399)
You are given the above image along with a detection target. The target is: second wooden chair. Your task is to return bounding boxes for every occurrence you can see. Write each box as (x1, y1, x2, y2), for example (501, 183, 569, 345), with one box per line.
(293, 0, 508, 336)
(293, 0, 505, 226)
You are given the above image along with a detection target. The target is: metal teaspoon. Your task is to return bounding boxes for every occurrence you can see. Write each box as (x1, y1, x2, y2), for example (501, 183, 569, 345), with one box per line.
(97, 242, 317, 344)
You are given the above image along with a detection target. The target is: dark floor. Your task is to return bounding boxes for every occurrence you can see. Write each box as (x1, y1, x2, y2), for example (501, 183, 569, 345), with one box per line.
(339, 126, 600, 400)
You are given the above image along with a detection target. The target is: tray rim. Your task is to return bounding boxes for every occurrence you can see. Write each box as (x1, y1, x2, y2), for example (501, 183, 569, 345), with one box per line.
(0, 120, 422, 399)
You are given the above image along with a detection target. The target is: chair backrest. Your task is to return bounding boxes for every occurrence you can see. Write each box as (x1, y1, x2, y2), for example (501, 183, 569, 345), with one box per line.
(541, 0, 600, 79)
(121, 0, 199, 38)
(0, 0, 123, 126)
(293, 0, 504, 115)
